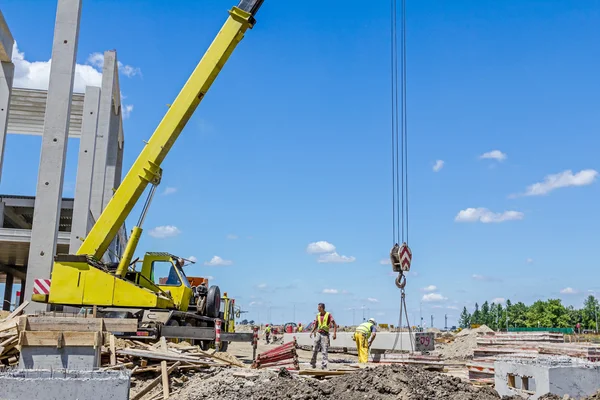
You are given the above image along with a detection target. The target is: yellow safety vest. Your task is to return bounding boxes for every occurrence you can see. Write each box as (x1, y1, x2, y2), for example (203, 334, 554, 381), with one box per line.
(297, 326, 303, 332)
(317, 312, 330, 333)
(356, 322, 374, 339)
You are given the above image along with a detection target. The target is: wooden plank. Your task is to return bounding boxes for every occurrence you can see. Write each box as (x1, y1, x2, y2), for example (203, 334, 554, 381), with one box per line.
(110, 334, 117, 366)
(117, 348, 217, 365)
(131, 362, 181, 400)
(17, 316, 138, 333)
(0, 301, 28, 324)
(160, 337, 170, 399)
(18, 331, 101, 347)
(102, 362, 134, 370)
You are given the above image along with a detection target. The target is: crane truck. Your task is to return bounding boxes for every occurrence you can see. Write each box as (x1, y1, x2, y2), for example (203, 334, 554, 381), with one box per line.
(30, 0, 263, 351)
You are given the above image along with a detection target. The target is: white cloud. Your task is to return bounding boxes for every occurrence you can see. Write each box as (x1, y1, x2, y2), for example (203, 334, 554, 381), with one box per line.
(433, 160, 445, 172)
(257, 283, 268, 290)
(379, 258, 391, 265)
(514, 169, 598, 197)
(204, 256, 233, 266)
(422, 293, 447, 302)
(526, 258, 534, 264)
(455, 207, 524, 223)
(226, 234, 239, 240)
(367, 298, 379, 303)
(322, 289, 339, 294)
(188, 256, 197, 263)
(163, 187, 177, 195)
(12, 43, 140, 96)
(87, 52, 141, 78)
(446, 305, 459, 310)
(376, 312, 385, 316)
(205, 275, 214, 281)
(317, 252, 356, 264)
(148, 225, 181, 238)
(122, 104, 134, 119)
(249, 301, 263, 307)
(479, 150, 507, 162)
(560, 287, 578, 295)
(421, 285, 437, 293)
(492, 297, 506, 304)
(306, 241, 336, 254)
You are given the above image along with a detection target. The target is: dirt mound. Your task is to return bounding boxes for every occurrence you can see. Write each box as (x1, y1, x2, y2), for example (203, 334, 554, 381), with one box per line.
(436, 325, 494, 360)
(175, 364, 502, 400)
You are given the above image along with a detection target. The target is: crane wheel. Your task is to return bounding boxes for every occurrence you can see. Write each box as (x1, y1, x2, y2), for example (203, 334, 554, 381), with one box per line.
(206, 285, 221, 318)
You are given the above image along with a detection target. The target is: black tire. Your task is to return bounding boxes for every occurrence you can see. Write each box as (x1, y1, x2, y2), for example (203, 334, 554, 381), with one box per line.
(217, 341, 229, 352)
(206, 285, 221, 318)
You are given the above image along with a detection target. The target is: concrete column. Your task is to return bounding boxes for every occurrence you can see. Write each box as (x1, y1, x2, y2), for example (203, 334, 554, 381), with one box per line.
(0, 201, 4, 227)
(0, 10, 15, 181)
(3, 272, 13, 311)
(0, 62, 14, 182)
(24, 0, 82, 312)
(69, 86, 100, 253)
(89, 50, 117, 221)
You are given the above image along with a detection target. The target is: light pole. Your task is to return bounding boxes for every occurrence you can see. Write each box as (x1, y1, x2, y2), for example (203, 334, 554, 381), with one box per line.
(445, 314, 448, 331)
(431, 315, 434, 329)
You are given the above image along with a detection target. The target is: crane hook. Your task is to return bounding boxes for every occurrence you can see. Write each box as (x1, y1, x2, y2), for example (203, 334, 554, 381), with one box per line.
(395, 271, 406, 289)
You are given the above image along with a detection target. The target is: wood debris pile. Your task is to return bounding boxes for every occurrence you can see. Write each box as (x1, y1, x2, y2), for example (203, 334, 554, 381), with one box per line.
(0, 302, 28, 367)
(103, 337, 248, 399)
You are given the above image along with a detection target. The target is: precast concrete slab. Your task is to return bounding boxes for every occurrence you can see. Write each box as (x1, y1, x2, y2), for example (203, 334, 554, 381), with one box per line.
(494, 355, 600, 400)
(0, 369, 131, 400)
(284, 332, 417, 352)
(19, 345, 101, 370)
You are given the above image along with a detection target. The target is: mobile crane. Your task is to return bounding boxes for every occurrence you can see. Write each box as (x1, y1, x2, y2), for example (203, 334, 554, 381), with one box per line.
(31, 0, 263, 350)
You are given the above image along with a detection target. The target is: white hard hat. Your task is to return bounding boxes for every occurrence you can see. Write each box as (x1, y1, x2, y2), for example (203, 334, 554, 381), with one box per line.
(368, 318, 377, 325)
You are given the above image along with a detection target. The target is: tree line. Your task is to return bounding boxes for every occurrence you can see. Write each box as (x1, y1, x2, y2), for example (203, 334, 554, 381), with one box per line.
(458, 295, 600, 331)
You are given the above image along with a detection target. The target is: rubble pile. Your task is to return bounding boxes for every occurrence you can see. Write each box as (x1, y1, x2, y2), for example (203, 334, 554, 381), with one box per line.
(173, 364, 503, 400)
(435, 325, 494, 360)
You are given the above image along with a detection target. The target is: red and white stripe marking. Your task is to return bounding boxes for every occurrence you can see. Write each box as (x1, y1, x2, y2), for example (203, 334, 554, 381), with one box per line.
(33, 279, 51, 295)
(215, 319, 222, 347)
(399, 243, 412, 271)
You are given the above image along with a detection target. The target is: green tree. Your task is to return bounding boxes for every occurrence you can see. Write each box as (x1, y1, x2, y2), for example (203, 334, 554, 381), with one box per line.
(481, 301, 491, 327)
(583, 295, 599, 331)
(496, 303, 506, 331)
(459, 307, 471, 329)
(472, 303, 481, 325)
(508, 301, 528, 327)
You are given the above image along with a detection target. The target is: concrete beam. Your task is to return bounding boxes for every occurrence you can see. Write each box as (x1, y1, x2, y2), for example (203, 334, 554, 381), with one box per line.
(3, 206, 31, 229)
(25, 0, 82, 312)
(0, 10, 14, 63)
(2, 271, 12, 310)
(70, 86, 100, 253)
(0, 264, 26, 281)
(0, 62, 14, 182)
(90, 50, 117, 222)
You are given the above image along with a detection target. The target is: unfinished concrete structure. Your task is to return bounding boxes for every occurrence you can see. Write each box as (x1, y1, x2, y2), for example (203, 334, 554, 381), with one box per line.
(495, 356, 600, 399)
(0, 0, 127, 312)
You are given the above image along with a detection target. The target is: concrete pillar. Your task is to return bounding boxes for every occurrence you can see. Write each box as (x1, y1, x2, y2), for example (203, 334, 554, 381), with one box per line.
(69, 86, 100, 253)
(0, 62, 14, 182)
(24, 0, 82, 312)
(3, 272, 13, 311)
(0, 10, 14, 182)
(0, 201, 4, 227)
(89, 50, 117, 222)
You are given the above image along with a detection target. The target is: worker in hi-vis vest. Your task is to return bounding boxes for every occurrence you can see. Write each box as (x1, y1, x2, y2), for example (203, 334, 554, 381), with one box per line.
(354, 318, 377, 363)
(309, 303, 337, 369)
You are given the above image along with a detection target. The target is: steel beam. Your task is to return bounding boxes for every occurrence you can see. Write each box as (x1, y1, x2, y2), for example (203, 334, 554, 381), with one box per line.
(0, 62, 14, 182)
(0, 264, 25, 281)
(0, 10, 13, 63)
(160, 325, 254, 342)
(70, 86, 100, 253)
(24, 0, 82, 312)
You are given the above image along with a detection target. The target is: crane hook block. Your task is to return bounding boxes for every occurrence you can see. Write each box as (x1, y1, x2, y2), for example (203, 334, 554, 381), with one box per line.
(390, 242, 412, 273)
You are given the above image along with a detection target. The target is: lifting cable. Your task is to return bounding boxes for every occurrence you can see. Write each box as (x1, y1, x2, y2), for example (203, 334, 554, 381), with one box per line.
(389, 0, 415, 353)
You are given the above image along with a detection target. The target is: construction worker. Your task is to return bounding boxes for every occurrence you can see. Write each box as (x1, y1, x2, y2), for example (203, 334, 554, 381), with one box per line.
(297, 323, 303, 332)
(354, 318, 377, 364)
(264, 324, 271, 344)
(309, 303, 337, 369)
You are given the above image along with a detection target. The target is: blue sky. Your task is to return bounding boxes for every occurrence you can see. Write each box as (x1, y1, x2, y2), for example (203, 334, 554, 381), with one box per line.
(1, 0, 598, 327)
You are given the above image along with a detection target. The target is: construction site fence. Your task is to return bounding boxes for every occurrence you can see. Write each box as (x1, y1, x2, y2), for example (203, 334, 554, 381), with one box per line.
(508, 327, 574, 334)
